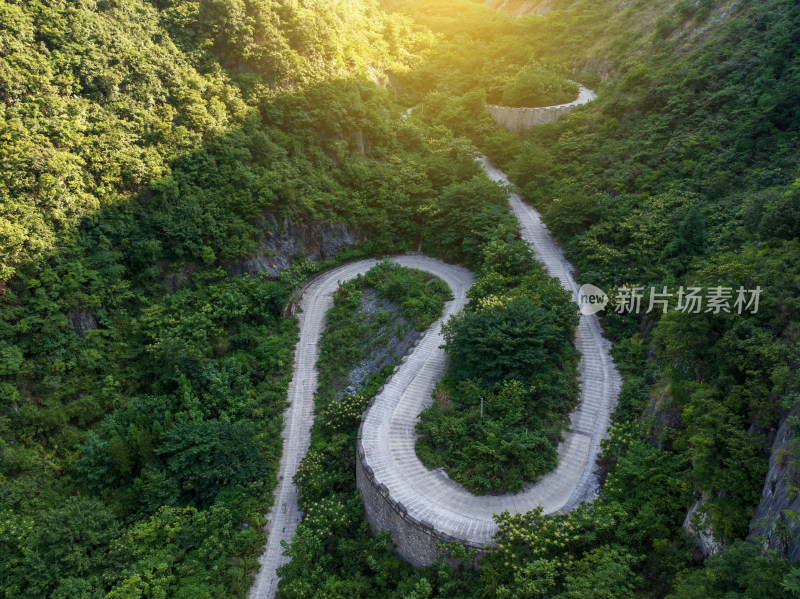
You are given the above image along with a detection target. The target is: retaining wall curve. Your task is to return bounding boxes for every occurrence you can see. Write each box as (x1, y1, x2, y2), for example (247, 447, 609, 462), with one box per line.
(485, 83, 597, 131)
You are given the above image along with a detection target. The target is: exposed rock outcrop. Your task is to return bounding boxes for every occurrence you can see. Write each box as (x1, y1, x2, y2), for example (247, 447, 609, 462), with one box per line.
(683, 492, 723, 559)
(750, 413, 800, 562)
(164, 262, 197, 294)
(572, 58, 614, 83)
(225, 215, 361, 278)
(643, 387, 684, 447)
(342, 289, 420, 397)
(68, 309, 97, 338)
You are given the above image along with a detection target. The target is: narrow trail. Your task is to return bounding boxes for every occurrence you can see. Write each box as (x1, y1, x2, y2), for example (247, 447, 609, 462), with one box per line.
(250, 124, 618, 599)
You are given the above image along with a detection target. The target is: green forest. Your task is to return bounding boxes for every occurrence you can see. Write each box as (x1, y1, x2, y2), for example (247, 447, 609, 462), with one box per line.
(2, 0, 799, 597)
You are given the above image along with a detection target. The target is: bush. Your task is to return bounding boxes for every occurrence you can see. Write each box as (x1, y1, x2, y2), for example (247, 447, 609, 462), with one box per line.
(654, 15, 677, 40)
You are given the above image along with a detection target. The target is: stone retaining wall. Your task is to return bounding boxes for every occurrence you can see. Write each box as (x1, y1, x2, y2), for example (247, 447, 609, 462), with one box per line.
(282, 268, 331, 317)
(485, 103, 577, 131)
(485, 83, 597, 132)
(355, 432, 488, 567)
(355, 330, 489, 568)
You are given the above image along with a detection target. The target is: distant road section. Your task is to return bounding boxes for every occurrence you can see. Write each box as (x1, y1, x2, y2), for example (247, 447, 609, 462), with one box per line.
(485, 83, 597, 131)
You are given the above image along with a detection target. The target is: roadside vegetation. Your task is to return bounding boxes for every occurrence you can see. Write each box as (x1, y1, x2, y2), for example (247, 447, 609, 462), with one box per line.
(407, 0, 800, 595)
(283, 0, 800, 595)
(0, 0, 507, 596)
(473, 0, 800, 550)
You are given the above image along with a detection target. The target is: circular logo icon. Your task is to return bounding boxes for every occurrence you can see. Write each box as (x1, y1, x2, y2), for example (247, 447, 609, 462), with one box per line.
(578, 284, 608, 315)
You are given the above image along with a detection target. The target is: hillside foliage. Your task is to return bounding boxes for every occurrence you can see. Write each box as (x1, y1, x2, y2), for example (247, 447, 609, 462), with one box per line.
(0, 0, 510, 596)
(3, 0, 800, 596)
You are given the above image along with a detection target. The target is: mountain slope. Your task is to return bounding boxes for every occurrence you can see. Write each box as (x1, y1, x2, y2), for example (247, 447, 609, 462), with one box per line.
(0, 1, 498, 597)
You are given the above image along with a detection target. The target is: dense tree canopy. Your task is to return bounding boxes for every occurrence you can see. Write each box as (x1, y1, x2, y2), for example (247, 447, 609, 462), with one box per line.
(416, 239, 579, 494)
(0, 0, 506, 596)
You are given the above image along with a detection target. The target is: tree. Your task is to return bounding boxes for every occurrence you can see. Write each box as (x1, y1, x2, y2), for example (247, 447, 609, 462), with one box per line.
(442, 296, 571, 388)
(157, 418, 270, 506)
(668, 541, 793, 599)
(556, 545, 642, 599)
(1, 497, 125, 599)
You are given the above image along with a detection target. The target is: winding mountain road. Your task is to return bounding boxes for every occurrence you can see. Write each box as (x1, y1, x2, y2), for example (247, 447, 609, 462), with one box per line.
(248, 256, 471, 599)
(359, 158, 620, 547)
(249, 157, 619, 598)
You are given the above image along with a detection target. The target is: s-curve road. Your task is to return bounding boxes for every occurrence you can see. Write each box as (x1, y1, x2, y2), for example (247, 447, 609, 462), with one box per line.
(359, 158, 621, 548)
(249, 256, 472, 599)
(250, 161, 620, 597)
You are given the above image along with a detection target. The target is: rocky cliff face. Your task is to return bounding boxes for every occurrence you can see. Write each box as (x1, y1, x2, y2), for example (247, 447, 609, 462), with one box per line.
(68, 309, 98, 338)
(749, 413, 800, 562)
(683, 492, 723, 560)
(643, 386, 684, 448)
(572, 58, 614, 83)
(225, 215, 361, 278)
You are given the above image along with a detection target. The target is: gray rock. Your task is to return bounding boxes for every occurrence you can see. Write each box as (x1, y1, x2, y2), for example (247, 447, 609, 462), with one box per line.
(225, 215, 361, 278)
(68, 309, 97, 338)
(164, 261, 196, 294)
(572, 58, 614, 82)
(683, 492, 723, 559)
(749, 413, 800, 562)
(337, 289, 420, 400)
(644, 392, 684, 447)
